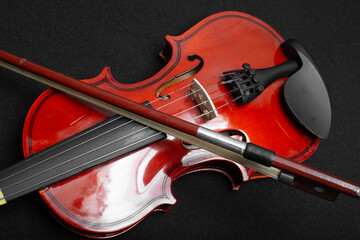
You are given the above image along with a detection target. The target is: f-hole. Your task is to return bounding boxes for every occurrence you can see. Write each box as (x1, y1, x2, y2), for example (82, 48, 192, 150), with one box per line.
(156, 54, 204, 100)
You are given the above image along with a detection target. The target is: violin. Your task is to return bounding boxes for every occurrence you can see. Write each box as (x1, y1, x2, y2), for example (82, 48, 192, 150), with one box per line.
(0, 11, 358, 239)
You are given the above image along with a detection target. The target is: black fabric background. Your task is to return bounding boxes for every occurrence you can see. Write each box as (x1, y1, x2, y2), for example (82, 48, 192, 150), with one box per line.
(0, 1, 359, 239)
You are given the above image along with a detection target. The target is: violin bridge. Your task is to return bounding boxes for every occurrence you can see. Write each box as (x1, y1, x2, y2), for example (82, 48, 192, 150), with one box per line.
(0, 188, 6, 205)
(189, 78, 218, 122)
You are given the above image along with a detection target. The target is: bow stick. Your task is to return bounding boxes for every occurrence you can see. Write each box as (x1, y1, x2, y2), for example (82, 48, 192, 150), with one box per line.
(0, 49, 358, 203)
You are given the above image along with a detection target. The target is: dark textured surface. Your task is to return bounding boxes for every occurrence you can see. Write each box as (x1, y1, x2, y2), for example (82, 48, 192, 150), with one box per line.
(0, 1, 359, 239)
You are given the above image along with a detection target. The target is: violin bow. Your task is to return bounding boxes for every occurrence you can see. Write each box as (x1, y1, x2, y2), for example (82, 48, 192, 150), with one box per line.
(0, 49, 358, 204)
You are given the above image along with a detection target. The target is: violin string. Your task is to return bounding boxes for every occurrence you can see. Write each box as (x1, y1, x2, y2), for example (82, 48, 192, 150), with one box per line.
(4, 132, 165, 198)
(0, 74, 223, 176)
(2, 87, 239, 197)
(0, 118, 144, 183)
(192, 97, 240, 121)
(2, 124, 160, 190)
(142, 74, 225, 108)
(151, 80, 222, 112)
(2, 82, 238, 187)
(0, 73, 227, 177)
(0, 83, 234, 188)
(168, 88, 238, 117)
(141, 73, 231, 114)
(0, 116, 125, 175)
(4, 88, 238, 198)
(2, 75, 240, 197)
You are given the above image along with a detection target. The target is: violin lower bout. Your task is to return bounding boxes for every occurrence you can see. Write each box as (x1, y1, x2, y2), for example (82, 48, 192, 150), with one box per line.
(39, 135, 246, 238)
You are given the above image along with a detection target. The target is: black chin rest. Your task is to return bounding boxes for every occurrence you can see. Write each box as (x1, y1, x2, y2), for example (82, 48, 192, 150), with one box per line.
(282, 39, 331, 139)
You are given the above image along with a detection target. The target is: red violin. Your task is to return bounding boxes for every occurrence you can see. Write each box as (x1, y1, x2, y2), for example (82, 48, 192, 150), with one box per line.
(0, 11, 358, 238)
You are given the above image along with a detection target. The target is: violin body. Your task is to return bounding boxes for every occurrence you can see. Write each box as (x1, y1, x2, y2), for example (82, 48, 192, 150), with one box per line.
(22, 12, 319, 238)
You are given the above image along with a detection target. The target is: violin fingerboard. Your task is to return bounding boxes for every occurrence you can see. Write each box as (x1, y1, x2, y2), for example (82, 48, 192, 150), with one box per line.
(0, 113, 166, 203)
